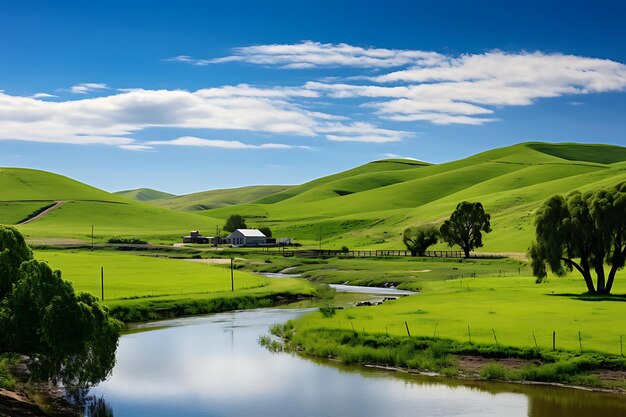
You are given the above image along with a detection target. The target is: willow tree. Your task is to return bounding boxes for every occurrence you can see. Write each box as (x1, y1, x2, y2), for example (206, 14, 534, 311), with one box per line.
(529, 182, 626, 294)
(0, 226, 121, 387)
(403, 225, 439, 256)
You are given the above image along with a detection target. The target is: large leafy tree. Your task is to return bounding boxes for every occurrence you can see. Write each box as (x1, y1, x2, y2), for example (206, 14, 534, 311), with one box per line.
(223, 214, 247, 232)
(530, 183, 626, 294)
(0, 226, 32, 299)
(440, 202, 491, 258)
(403, 225, 439, 256)
(0, 226, 121, 387)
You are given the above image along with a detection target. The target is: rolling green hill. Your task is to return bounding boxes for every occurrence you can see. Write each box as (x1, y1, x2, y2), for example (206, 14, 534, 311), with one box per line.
(0, 168, 222, 244)
(2, 142, 625, 251)
(151, 185, 290, 211)
(115, 188, 175, 201)
(190, 142, 626, 252)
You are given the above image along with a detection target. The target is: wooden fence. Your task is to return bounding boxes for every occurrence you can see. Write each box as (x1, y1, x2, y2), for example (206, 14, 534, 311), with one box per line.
(280, 249, 500, 259)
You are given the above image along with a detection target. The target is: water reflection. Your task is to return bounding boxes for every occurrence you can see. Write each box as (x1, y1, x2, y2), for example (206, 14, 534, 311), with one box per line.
(87, 309, 626, 417)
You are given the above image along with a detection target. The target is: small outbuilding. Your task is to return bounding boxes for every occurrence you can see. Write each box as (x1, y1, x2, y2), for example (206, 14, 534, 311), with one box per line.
(225, 229, 267, 247)
(182, 230, 210, 244)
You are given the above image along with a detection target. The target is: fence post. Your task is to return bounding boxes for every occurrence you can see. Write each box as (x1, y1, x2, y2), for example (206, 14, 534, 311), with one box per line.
(532, 330, 538, 349)
(433, 322, 438, 338)
(467, 324, 472, 344)
(553, 331, 556, 351)
(579, 331, 583, 353)
(621, 335, 624, 357)
(492, 328, 499, 346)
(405, 321, 411, 337)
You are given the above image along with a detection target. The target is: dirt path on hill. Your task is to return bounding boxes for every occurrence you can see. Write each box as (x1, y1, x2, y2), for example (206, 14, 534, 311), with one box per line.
(18, 201, 65, 225)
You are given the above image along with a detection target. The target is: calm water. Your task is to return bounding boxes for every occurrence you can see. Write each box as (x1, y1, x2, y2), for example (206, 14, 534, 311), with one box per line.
(86, 308, 626, 417)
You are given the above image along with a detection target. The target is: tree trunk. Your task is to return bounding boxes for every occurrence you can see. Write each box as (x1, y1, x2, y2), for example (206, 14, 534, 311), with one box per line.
(562, 257, 596, 293)
(463, 247, 470, 258)
(595, 264, 606, 294)
(410, 250, 417, 257)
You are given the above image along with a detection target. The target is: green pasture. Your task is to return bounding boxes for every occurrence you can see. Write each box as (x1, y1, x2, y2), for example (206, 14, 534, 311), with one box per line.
(241, 255, 528, 290)
(3, 142, 626, 251)
(294, 273, 626, 356)
(17, 201, 221, 243)
(195, 143, 626, 252)
(35, 250, 311, 302)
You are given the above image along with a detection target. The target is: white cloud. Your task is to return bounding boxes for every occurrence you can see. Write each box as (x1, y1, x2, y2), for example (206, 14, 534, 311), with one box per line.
(301, 50, 626, 125)
(317, 121, 411, 143)
(382, 153, 419, 161)
(147, 136, 312, 150)
(30, 92, 57, 98)
(0, 85, 408, 149)
(167, 41, 445, 69)
(69, 82, 109, 94)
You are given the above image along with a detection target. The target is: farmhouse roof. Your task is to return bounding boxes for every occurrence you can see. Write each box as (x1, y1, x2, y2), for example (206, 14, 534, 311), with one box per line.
(235, 229, 266, 237)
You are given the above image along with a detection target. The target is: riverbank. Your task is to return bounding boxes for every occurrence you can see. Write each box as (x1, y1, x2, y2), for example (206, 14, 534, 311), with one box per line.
(268, 323, 626, 391)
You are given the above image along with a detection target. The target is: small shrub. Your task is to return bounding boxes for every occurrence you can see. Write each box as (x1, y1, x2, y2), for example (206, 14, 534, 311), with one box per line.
(107, 237, 148, 244)
(319, 307, 336, 318)
(481, 362, 508, 380)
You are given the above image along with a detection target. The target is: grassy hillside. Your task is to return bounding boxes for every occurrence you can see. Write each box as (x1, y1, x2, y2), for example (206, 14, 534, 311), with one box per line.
(151, 185, 290, 211)
(0, 168, 222, 244)
(3, 142, 626, 251)
(194, 142, 626, 252)
(115, 188, 175, 201)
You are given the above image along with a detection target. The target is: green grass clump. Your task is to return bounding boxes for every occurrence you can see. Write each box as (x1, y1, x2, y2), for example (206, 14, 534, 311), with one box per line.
(0, 355, 17, 390)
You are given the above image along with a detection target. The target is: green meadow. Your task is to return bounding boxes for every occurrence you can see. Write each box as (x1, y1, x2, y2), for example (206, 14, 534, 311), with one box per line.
(293, 273, 626, 356)
(34, 249, 314, 320)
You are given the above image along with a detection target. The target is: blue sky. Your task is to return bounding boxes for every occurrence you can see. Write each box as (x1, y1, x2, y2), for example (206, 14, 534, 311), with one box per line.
(2, 0, 626, 194)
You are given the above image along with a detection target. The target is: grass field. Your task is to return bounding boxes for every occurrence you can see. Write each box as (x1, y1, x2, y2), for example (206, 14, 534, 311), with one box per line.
(34, 249, 315, 320)
(293, 273, 626, 356)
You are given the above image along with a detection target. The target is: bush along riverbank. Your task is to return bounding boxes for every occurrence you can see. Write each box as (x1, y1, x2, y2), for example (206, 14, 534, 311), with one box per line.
(265, 323, 626, 391)
(108, 292, 314, 322)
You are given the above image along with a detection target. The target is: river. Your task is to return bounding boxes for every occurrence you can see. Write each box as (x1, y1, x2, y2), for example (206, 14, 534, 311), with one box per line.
(86, 303, 626, 417)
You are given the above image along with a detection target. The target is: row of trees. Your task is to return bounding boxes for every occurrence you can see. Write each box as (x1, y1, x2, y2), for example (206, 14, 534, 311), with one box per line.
(0, 226, 121, 387)
(403, 201, 492, 258)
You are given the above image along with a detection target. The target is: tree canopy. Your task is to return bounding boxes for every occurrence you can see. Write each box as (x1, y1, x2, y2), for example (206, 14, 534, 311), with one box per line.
(440, 201, 491, 258)
(258, 226, 272, 237)
(529, 182, 626, 294)
(223, 214, 247, 232)
(0, 226, 121, 387)
(403, 225, 439, 256)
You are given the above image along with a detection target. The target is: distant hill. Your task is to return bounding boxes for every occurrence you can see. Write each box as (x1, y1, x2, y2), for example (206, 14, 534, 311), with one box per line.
(151, 185, 290, 211)
(187, 142, 626, 252)
(0, 168, 221, 243)
(115, 188, 175, 201)
(2, 142, 626, 251)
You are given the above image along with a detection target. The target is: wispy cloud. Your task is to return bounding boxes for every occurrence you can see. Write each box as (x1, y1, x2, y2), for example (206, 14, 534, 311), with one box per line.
(0, 86, 403, 149)
(299, 50, 626, 125)
(166, 41, 445, 69)
(30, 92, 57, 99)
(381, 153, 419, 161)
(147, 136, 313, 150)
(69, 82, 109, 94)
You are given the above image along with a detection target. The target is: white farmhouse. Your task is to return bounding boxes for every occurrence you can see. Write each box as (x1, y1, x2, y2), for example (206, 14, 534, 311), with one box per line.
(225, 229, 267, 247)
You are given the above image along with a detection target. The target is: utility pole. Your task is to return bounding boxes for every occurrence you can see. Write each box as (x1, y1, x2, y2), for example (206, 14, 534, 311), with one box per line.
(101, 266, 104, 301)
(230, 258, 234, 291)
(215, 225, 220, 248)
